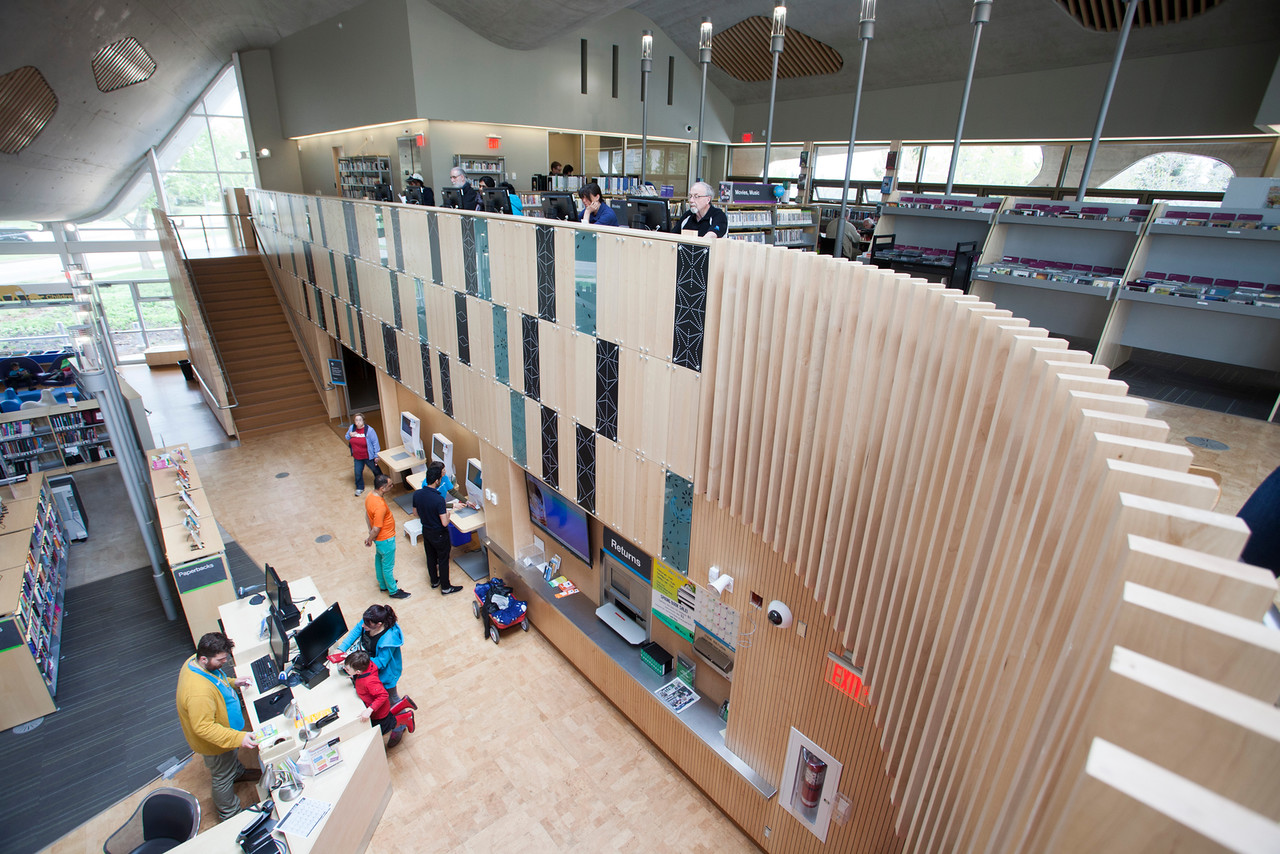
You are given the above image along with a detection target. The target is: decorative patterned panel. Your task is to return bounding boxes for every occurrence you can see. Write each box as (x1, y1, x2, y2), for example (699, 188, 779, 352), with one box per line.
(475, 218, 492, 301)
(342, 201, 360, 258)
(439, 351, 453, 417)
(493, 304, 509, 386)
(510, 389, 527, 467)
(315, 199, 328, 245)
(455, 292, 471, 366)
(415, 277, 429, 342)
(662, 469, 694, 574)
(382, 323, 400, 380)
(389, 270, 402, 329)
(522, 313, 540, 401)
(461, 216, 478, 296)
(303, 242, 316, 284)
(428, 212, 442, 285)
(391, 206, 404, 271)
(536, 224, 556, 322)
(596, 338, 619, 442)
(574, 230, 598, 336)
(420, 342, 434, 405)
(576, 424, 597, 514)
(355, 307, 368, 358)
(374, 209, 389, 266)
(312, 285, 326, 331)
(673, 243, 710, 371)
(301, 276, 313, 322)
(541, 405, 558, 489)
(345, 255, 361, 309)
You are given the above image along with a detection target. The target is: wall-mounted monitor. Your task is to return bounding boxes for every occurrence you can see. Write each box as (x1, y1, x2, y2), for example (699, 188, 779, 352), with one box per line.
(524, 473, 590, 565)
(464, 458, 482, 504)
(400, 411, 422, 458)
(431, 432, 454, 479)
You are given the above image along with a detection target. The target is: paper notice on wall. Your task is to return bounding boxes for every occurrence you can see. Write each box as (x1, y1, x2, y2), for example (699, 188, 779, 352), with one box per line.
(651, 558, 696, 642)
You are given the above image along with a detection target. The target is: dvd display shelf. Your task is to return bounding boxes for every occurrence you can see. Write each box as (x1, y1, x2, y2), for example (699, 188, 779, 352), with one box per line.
(146, 444, 235, 645)
(0, 474, 69, 730)
(337, 155, 391, 200)
(454, 154, 506, 185)
(1095, 203, 1280, 419)
(719, 205, 819, 248)
(970, 199, 1153, 350)
(0, 400, 115, 478)
(870, 192, 1004, 284)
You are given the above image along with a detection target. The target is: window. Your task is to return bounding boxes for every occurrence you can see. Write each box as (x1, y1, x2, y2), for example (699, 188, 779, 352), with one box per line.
(918, 144, 1047, 187)
(1100, 152, 1234, 193)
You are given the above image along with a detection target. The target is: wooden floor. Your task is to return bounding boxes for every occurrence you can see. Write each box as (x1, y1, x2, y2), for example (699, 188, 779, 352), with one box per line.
(38, 393, 1279, 853)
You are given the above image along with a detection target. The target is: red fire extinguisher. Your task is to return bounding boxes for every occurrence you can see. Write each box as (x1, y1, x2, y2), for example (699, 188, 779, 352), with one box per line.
(799, 747, 827, 809)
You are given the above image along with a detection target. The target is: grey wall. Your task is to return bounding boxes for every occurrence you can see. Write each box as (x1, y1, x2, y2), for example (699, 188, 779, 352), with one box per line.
(269, 0, 417, 139)
(238, 51, 304, 195)
(425, 122, 549, 194)
(735, 42, 1280, 142)
(403, 3, 733, 146)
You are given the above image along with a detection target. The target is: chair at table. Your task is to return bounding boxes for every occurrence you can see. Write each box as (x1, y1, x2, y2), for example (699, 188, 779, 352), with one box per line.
(102, 787, 201, 854)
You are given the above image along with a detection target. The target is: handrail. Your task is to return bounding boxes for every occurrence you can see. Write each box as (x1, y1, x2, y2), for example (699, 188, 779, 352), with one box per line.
(245, 219, 331, 399)
(165, 214, 239, 411)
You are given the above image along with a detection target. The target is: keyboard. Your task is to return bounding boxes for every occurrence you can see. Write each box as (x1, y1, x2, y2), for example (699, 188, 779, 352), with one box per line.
(249, 654, 281, 693)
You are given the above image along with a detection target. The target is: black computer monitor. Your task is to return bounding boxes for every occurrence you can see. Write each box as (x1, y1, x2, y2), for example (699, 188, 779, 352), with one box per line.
(441, 187, 464, 209)
(481, 188, 513, 215)
(627, 197, 669, 231)
(541, 192, 577, 221)
(266, 609, 290, 673)
(265, 564, 300, 629)
(294, 602, 348, 668)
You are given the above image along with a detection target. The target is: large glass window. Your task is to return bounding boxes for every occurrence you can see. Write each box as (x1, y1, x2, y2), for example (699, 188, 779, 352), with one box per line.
(1100, 152, 1234, 193)
(918, 144, 1049, 187)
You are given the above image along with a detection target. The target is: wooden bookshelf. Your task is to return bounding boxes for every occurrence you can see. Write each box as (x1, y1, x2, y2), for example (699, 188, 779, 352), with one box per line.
(0, 400, 115, 478)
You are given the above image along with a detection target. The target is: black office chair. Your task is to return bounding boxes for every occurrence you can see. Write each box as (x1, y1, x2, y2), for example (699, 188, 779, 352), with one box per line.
(102, 787, 201, 854)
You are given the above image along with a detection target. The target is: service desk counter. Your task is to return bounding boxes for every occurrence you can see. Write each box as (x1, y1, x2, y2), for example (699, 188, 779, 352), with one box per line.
(492, 545, 775, 798)
(219, 578, 369, 766)
(172, 726, 391, 854)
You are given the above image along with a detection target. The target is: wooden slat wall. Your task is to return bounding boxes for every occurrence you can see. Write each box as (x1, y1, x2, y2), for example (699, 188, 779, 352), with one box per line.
(247, 190, 1280, 854)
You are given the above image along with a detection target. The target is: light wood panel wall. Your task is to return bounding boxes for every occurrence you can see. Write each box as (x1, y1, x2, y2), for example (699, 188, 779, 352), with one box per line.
(247, 190, 1280, 854)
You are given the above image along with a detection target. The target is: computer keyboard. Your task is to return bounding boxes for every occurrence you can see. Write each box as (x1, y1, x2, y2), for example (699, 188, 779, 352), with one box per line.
(249, 654, 281, 693)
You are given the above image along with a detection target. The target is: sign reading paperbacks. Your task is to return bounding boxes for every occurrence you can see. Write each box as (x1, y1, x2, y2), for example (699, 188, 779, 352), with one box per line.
(173, 556, 229, 594)
(603, 526, 652, 583)
(824, 653, 869, 706)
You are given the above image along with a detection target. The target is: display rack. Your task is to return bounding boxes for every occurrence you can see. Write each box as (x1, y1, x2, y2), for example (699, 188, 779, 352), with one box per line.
(774, 206, 819, 250)
(0, 474, 69, 729)
(454, 154, 505, 186)
(971, 199, 1151, 349)
(0, 400, 114, 477)
(724, 205, 775, 245)
(1096, 202, 1280, 418)
(337, 155, 392, 200)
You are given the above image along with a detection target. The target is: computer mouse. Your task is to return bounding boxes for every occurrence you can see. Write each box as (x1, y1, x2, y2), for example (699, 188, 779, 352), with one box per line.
(249, 594, 265, 605)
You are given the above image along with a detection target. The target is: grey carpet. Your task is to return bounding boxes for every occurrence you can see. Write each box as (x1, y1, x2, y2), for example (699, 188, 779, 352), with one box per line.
(1110, 349, 1279, 421)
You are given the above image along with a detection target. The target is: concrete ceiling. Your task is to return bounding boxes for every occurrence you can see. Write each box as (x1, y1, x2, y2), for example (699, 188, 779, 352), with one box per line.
(3, 0, 1279, 225)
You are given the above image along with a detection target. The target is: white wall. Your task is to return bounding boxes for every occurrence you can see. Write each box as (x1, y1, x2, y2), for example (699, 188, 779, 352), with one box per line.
(425, 123, 549, 194)
(294, 121, 428, 197)
(735, 42, 1280, 142)
(238, 50, 304, 195)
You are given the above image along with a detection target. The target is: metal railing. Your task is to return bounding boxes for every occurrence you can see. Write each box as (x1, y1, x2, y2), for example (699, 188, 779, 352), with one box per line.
(164, 213, 239, 411)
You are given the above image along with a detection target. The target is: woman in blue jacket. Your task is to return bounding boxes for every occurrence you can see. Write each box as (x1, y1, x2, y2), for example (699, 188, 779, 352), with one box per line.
(337, 603, 405, 703)
(344, 413, 381, 496)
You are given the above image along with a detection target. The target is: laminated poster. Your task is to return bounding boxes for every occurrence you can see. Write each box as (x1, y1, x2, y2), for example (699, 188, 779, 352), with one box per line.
(651, 558, 695, 642)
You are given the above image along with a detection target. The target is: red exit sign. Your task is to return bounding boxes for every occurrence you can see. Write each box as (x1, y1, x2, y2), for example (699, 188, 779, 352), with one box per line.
(825, 653, 869, 706)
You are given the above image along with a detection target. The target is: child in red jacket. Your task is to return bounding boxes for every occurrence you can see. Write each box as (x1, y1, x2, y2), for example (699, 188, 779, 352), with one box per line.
(343, 650, 416, 747)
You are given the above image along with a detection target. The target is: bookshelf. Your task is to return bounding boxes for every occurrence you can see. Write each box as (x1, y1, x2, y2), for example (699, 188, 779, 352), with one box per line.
(337, 155, 391, 200)
(774, 206, 819, 250)
(0, 474, 69, 729)
(870, 192, 1003, 284)
(454, 154, 505, 186)
(724, 205, 775, 245)
(0, 400, 115, 478)
(971, 199, 1152, 350)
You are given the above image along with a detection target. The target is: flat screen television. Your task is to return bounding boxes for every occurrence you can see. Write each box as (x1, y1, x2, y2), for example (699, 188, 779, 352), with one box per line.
(524, 473, 590, 565)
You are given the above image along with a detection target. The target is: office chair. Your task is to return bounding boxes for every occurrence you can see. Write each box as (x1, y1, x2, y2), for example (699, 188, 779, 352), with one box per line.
(102, 787, 200, 854)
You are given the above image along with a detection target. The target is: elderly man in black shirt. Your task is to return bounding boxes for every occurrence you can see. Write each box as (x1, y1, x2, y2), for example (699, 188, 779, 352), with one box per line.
(674, 181, 728, 238)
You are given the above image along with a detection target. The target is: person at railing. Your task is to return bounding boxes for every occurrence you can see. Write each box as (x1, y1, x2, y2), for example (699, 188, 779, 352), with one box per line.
(403, 173, 434, 206)
(674, 181, 727, 238)
(447, 167, 481, 211)
(499, 181, 525, 216)
(578, 182, 618, 227)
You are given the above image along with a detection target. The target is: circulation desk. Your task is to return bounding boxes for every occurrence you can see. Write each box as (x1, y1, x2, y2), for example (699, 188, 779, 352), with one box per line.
(171, 726, 391, 854)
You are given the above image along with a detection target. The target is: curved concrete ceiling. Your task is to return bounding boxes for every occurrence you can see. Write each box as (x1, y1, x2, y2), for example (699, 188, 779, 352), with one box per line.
(2, 0, 1278, 225)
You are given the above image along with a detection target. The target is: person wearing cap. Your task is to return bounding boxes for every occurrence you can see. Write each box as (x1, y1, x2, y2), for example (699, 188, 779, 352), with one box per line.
(404, 173, 434, 206)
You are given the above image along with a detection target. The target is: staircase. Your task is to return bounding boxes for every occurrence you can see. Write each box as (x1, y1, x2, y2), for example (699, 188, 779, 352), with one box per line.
(188, 255, 328, 437)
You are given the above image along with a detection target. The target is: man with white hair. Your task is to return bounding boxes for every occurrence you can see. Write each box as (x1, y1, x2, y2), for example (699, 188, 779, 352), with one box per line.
(674, 181, 727, 238)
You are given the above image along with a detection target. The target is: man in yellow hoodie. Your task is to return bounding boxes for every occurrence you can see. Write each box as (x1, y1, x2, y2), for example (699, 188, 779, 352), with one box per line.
(176, 632, 259, 820)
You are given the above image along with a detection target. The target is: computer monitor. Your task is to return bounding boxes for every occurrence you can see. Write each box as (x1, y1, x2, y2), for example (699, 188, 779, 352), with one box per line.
(294, 602, 348, 668)
(266, 608, 290, 673)
(265, 563, 301, 629)
(627, 197, 669, 231)
(463, 457, 482, 505)
(400, 411, 422, 458)
(541, 192, 577, 221)
(441, 187, 464, 209)
(481, 188, 512, 215)
(431, 432, 454, 479)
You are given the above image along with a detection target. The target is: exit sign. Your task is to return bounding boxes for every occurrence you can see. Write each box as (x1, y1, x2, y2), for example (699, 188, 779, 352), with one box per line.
(825, 653, 869, 706)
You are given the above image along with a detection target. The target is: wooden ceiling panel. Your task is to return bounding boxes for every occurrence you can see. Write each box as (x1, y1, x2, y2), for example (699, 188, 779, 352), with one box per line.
(711, 16, 844, 83)
(1056, 0, 1226, 31)
(0, 66, 58, 155)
